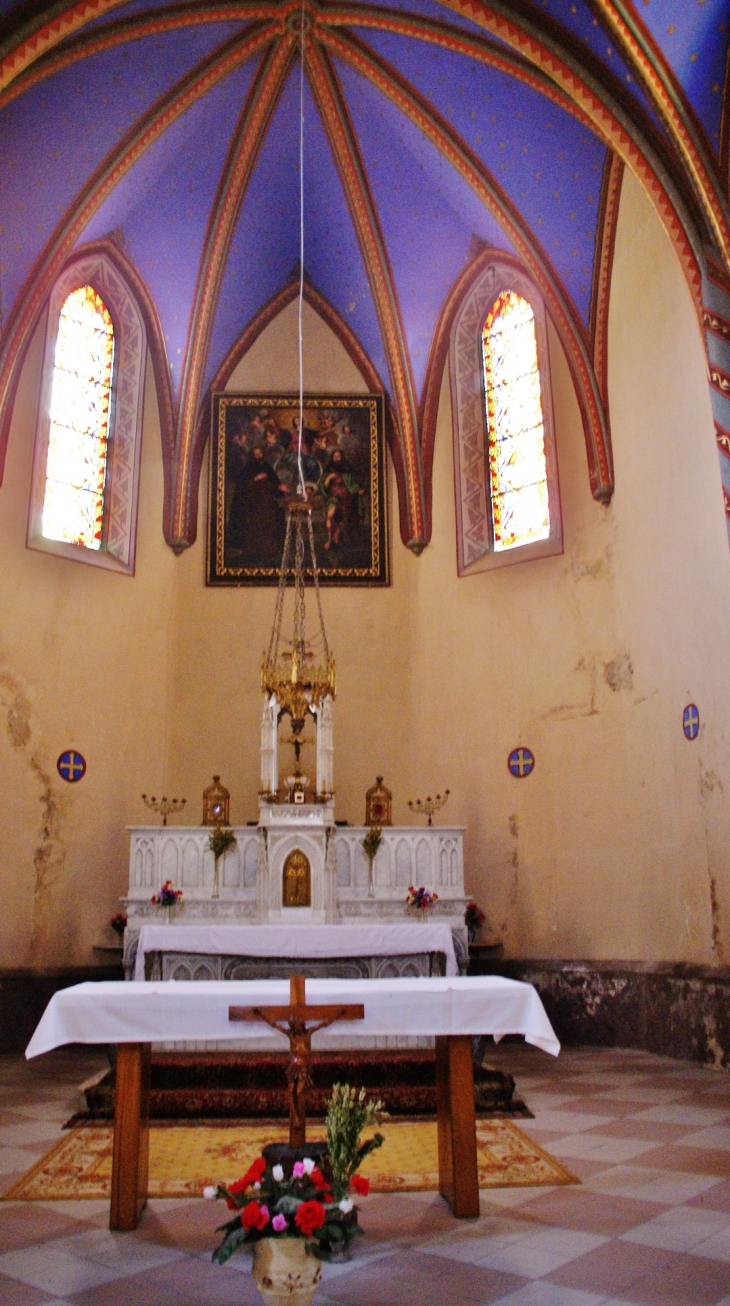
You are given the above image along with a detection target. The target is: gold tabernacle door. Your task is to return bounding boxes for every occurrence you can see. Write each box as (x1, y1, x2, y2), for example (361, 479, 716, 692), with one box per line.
(283, 849, 311, 907)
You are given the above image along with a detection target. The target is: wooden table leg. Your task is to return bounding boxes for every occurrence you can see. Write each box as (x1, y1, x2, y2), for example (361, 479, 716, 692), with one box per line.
(435, 1035, 479, 1218)
(110, 1043, 150, 1231)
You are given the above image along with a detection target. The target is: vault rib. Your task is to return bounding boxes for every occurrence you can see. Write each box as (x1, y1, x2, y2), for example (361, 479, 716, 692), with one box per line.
(173, 33, 297, 548)
(320, 26, 613, 505)
(0, 21, 280, 498)
(0, 1, 280, 112)
(306, 37, 426, 551)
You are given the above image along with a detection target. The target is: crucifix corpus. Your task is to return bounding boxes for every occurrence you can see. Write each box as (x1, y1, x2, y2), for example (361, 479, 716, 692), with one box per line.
(229, 976, 365, 1146)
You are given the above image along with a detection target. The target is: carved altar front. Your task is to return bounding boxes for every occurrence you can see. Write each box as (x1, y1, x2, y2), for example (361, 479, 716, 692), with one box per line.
(122, 818, 469, 979)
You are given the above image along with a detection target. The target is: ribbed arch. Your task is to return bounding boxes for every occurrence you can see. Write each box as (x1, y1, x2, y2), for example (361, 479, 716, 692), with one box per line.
(4, 0, 730, 556)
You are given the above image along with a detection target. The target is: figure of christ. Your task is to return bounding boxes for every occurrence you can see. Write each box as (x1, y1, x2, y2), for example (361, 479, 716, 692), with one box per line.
(230, 976, 364, 1146)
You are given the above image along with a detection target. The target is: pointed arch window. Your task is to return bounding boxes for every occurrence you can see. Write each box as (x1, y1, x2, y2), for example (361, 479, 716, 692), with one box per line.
(482, 291, 550, 551)
(450, 259, 562, 575)
(41, 285, 115, 550)
(28, 250, 147, 574)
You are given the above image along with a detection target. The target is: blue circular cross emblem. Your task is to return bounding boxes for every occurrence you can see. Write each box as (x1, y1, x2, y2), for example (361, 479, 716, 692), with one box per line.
(508, 747, 535, 778)
(683, 705, 700, 741)
(57, 750, 86, 782)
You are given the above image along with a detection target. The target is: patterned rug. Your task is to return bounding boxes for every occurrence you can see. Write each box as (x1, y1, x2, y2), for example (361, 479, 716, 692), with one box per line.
(75, 1051, 530, 1121)
(3, 1119, 576, 1201)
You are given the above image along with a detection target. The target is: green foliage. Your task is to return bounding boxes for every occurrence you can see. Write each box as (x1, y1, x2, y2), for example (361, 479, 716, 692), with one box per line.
(212, 1220, 247, 1265)
(361, 826, 383, 861)
(308, 1221, 363, 1262)
(208, 827, 237, 861)
(325, 1083, 385, 1200)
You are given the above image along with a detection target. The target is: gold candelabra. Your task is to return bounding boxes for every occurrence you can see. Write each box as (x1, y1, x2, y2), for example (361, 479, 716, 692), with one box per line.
(141, 794, 187, 826)
(408, 790, 450, 827)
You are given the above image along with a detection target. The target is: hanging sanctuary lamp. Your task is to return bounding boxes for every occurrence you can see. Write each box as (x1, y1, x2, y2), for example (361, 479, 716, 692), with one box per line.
(260, 4, 335, 804)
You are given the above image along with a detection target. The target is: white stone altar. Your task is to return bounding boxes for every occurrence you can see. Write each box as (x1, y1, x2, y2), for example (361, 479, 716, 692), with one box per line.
(122, 657, 469, 989)
(122, 819, 469, 980)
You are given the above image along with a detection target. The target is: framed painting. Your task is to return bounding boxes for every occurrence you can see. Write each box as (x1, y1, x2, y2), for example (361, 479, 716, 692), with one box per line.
(207, 393, 389, 586)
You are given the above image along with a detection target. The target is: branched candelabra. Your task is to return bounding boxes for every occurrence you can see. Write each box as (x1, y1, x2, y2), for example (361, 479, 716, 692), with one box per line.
(142, 794, 187, 826)
(408, 790, 450, 827)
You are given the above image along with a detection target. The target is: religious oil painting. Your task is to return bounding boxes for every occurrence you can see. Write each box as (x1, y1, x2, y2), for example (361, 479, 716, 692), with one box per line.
(207, 394, 388, 586)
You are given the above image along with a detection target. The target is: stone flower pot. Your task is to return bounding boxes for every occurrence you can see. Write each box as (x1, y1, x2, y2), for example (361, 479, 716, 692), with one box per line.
(252, 1237, 322, 1305)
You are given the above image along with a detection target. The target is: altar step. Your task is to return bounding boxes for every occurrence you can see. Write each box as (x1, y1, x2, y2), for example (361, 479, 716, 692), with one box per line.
(77, 1050, 530, 1122)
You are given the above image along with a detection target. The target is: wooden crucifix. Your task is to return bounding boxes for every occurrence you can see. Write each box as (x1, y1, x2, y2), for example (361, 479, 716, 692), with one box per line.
(229, 976, 365, 1146)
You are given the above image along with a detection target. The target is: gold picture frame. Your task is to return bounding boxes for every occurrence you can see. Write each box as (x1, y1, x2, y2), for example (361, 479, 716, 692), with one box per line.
(207, 393, 389, 586)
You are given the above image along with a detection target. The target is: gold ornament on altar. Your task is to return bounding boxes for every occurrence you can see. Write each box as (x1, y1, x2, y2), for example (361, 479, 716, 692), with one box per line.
(202, 775, 230, 827)
(141, 794, 186, 826)
(262, 499, 335, 794)
(365, 775, 392, 827)
(408, 789, 450, 826)
(282, 848, 312, 907)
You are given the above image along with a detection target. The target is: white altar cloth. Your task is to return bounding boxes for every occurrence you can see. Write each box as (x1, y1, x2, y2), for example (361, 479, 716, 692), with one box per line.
(25, 976, 560, 1058)
(132, 922, 459, 981)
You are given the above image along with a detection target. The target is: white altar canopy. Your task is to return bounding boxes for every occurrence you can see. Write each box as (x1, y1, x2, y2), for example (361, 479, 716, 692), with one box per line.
(25, 976, 560, 1058)
(132, 922, 459, 981)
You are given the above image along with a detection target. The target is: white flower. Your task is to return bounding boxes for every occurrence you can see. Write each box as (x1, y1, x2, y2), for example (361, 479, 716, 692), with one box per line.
(272, 1164, 284, 1182)
(338, 1199, 354, 1213)
(203, 1186, 216, 1200)
(253, 1182, 261, 1190)
(302, 1158, 315, 1174)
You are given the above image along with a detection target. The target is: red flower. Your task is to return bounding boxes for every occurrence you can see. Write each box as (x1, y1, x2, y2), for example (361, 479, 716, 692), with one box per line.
(294, 1199, 326, 1236)
(241, 1200, 270, 1232)
(226, 1156, 267, 1206)
(310, 1167, 325, 1187)
(350, 1174, 370, 1196)
(235, 1157, 266, 1190)
(226, 1177, 247, 1209)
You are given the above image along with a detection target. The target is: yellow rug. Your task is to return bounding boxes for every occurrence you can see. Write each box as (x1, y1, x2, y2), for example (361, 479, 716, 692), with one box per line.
(3, 1120, 576, 1201)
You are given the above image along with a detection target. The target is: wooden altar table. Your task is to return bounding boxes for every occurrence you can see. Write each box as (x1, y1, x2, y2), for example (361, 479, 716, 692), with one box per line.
(25, 976, 559, 1229)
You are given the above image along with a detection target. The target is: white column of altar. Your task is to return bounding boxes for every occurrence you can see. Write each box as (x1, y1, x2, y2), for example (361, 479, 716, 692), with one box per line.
(260, 694, 278, 797)
(315, 696, 334, 798)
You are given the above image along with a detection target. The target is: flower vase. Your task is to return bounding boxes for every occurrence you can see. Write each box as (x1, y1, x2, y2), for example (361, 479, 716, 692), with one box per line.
(252, 1238, 322, 1305)
(212, 857, 220, 900)
(367, 855, 375, 898)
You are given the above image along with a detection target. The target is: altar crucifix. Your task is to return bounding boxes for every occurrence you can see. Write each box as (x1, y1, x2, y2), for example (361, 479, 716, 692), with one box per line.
(229, 976, 364, 1145)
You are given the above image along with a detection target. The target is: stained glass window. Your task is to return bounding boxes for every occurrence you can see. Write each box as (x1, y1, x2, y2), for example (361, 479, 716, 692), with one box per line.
(41, 285, 115, 550)
(482, 290, 550, 551)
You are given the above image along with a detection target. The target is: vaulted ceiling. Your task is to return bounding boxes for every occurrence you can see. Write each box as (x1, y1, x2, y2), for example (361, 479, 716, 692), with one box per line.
(1, 0, 729, 552)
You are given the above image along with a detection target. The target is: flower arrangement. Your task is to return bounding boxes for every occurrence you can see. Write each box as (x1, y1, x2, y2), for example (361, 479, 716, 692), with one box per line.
(109, 912, 127, 938)
(207, 1153, 369, 1265)
(406, 885, 439, 911)
(151, 880, 183, 909)
(208, 1083, 384, 1267)
(208, 827, 237, 861)
(361, 826, 382, 898)
(208, 827, 237, 900)
(465, 901, 485, 942)
(360, 826, 382, 863)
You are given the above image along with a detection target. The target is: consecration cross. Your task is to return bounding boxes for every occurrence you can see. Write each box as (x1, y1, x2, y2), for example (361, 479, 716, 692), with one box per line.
(229, 976, 365, 1146)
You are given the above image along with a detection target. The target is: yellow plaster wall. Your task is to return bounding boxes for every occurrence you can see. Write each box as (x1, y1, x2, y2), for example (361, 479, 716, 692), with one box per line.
(165, 298, 417, 830)
(0, 322, 175, 969)
(409, 169, 730, 962)
(2, 171, 730, 968)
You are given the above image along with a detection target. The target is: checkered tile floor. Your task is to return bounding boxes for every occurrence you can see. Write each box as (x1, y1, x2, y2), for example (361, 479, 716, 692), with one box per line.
(3, 1044, 730, 1304)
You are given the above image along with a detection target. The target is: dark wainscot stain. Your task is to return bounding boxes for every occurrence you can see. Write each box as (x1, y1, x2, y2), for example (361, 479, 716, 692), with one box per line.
(469, 951, 730, 1069)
